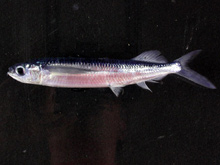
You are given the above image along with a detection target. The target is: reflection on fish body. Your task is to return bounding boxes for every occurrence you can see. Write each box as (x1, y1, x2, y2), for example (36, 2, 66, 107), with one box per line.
(7, 50, 216, 96)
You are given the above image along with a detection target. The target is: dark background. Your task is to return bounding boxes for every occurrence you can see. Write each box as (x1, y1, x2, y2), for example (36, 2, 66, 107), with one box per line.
(0, 0, 220, 164)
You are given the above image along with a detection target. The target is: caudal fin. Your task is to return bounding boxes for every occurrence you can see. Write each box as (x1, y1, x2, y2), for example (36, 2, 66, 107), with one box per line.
(174, 50, 216, 89)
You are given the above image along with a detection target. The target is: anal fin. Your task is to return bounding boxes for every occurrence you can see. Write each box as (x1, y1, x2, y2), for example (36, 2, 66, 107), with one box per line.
(109, 86, 123, 97)
(136, 82, 152, 92)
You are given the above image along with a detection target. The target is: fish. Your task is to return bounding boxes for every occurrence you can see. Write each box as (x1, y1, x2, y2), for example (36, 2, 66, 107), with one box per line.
(7, 50, 216, 96)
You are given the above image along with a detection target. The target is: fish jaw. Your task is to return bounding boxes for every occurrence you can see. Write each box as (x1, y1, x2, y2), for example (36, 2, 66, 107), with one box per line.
(7, 72, 18, 81)
(7, 71, 26, 84)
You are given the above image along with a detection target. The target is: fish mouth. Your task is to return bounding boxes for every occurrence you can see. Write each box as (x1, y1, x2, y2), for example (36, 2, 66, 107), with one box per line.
(7, 72, 24, 83)
(7, 67, 14, 77)
(7, 72, 16, 79)
(7, 72, 11, 76)
(8, 67, 14, 73)
(7, 69, 19, 81)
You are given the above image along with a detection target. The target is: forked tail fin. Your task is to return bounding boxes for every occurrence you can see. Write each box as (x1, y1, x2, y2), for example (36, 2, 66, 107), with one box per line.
(174, 50, 216, 89)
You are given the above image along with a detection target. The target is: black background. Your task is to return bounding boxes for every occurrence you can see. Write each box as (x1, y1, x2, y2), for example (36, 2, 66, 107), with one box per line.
(0, 0, 219, 164)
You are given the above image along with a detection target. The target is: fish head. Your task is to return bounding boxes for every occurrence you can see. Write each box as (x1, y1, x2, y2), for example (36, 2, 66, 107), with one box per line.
(8, 63, 42, 85)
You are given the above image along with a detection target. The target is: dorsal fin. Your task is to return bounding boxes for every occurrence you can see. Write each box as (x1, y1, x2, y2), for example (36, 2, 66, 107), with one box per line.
(132, 50, 167, 63)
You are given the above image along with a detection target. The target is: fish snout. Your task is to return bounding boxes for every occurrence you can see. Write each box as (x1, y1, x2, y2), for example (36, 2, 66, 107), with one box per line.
(8, 67, 14, 73)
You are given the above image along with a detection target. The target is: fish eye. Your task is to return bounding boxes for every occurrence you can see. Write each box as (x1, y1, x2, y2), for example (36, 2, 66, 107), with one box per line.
(16, 66, 25, 76)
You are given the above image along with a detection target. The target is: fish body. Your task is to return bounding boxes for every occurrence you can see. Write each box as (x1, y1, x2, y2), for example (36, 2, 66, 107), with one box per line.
(8, 50, 216, 96)
(36, 58, 180, 88)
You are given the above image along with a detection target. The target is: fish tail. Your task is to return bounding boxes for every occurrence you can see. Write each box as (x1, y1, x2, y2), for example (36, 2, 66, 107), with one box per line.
(174, 50, 216, 89)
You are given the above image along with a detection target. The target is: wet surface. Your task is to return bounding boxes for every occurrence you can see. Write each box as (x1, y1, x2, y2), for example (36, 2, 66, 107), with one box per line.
(1, 0, 220, 164)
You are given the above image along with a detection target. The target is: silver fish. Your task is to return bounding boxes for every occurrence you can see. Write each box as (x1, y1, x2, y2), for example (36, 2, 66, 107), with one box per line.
(8, 50, 216, 96)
